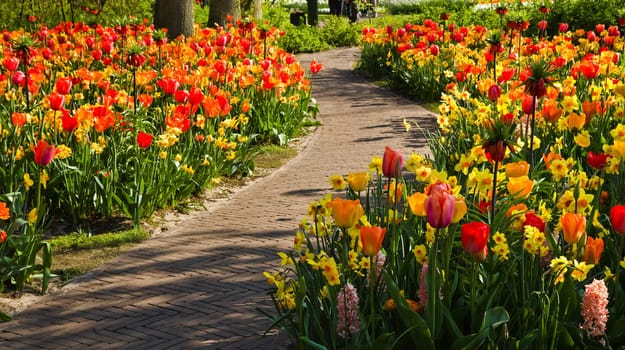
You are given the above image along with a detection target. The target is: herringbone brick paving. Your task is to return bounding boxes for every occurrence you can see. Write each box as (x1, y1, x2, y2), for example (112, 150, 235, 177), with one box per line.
(0, 47, 435, 349)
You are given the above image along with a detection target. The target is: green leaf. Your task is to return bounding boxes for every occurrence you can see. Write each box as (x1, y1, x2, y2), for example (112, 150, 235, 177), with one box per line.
(383, 271, 435, 350)
(40, 241, 52, 293)
(450, 307, 510, 350)
(299, 336, 328, 350)
(607, 319, 625, 345)
(370, 333, 394, 350)
(0, 310, 11, 322)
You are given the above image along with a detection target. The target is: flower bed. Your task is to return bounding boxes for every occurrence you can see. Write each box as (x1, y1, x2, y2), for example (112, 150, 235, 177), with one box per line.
(264, 8, 625, 350)
(0, 19, 317, 296)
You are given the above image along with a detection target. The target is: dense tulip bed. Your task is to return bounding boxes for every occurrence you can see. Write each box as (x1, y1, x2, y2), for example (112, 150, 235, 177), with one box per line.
(0, 19, 317, 294)
(264, 8, 625, 350)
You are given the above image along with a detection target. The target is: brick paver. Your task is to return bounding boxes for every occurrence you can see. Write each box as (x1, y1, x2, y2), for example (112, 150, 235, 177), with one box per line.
(0, 47, 436, 349)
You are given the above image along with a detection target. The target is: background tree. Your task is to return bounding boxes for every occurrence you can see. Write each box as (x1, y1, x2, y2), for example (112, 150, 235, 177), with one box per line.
(154, 0, 194, 39)
(208, 0, 241, 27)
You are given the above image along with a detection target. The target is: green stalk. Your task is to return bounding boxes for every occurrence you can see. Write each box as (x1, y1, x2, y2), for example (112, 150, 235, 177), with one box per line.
(427, 228, 441, 340)
(528, 95, 537, 174)
(369, 258, 376, 341)
(491, 160, 498, 220)
(470, 260, 478, 332)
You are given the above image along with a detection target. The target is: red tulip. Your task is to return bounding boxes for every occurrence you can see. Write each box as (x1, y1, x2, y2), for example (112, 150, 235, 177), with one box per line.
(32, 140, 55, 166)
(157, 77, 180, 95)
(310, 59, 323, 74)
(430, 44, 440, 56)
(461, 221, 490, 261)
(586, 151, 610, 170)
(488, 84, 502, 102)
(522, 94, 535, 114)
(48, 92, 65, 110)
(174, 89, 189, 103)
(61, 110, 78, 132)
(137, 131, 153, 149)
(11, 71, 25, 86)
(610, 204, 625, 235)
(425, 181, 455, 228)
(580, 61, 600, 79)
(558, 23, 569, 33)
(382, 146, 403, 178)
(524, 212, 545, 233)
(3, 57, 19, 71)
(55, 77, 73, 94)
(360, 226, 386, 257)
(587, 31, 597, 42)
(91, 49, 102, 61)
(189, 87, 204, 105)
(538, 20, 548, 32)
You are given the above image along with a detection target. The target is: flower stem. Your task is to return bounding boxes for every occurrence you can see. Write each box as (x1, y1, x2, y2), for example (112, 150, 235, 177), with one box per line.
(369, 258, 376, 340)
(470, 260, 478, 331)
(427, 228, 441, 339)
(491, 160, 498, 220)
(528, 95, 537, 174)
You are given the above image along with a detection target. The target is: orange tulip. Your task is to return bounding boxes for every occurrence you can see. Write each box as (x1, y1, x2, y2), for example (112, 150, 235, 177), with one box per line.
(0, 202, 9, 220)
(507, 176, 534, 200)
(561, 212, 586, 244)
(327, 198, 364, 229)
(567, 112, 586, 132)
(360, 225, 386, 257)
(582, 236, 604, 264)
(504, 161, 530, 178)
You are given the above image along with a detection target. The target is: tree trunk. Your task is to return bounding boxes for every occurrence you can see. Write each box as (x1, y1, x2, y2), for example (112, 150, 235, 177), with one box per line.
(252, 0, 262, 19)
(307, 0, 318, 26)
(154, 0, 194, 40)
(208, 0, 241, 28)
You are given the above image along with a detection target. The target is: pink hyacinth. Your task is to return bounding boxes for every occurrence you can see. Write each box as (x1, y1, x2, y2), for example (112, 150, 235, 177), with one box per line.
(367, 251, 386, 289)
(419, 264, 428, 306)
(375, 251, 386, 280)
(336, 283, 360, 338)
(580, 279, 609, 339)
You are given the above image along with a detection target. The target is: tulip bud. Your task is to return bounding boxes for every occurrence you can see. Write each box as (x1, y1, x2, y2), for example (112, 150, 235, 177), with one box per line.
(488, 84, 502, 102)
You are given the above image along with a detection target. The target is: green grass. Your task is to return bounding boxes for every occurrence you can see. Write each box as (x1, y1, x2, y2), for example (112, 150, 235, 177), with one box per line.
(49, 229, 150, 253)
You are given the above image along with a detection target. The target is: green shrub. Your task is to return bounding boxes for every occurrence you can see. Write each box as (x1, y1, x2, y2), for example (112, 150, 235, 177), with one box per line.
(320, 16, 362, 48)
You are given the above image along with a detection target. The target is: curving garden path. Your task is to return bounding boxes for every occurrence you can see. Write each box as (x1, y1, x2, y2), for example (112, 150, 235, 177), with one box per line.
(0, 47, 436, 349)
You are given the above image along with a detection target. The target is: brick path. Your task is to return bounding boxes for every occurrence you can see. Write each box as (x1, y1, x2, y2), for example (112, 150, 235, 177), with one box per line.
(0, 47, 436, 349)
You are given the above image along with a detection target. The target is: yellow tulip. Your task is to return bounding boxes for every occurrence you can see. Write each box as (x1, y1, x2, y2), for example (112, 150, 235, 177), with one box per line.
(346, 172, 370, 192)
(408, 192, 427, 216)
(574, 131, 591, 148)
(451, 196, 467, 223)
(507, 176, 534, 200)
